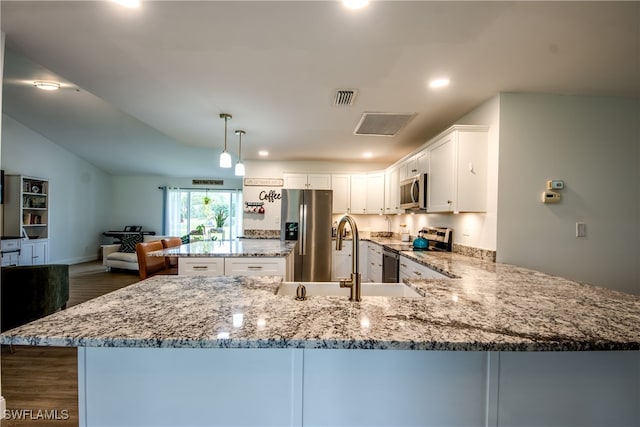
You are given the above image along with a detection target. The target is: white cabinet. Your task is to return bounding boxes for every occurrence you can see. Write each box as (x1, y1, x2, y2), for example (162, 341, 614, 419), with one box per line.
(384, 167, 401, 214)
(178, 258, 225, 276)
(398, 152, 428, 181)
(427, 125, 488, 213)
(20, 240, 49, 265)
(399, 256, 447, 281)
(224, 258, 287, 276)
(366, 243, 383, 283)
(349, 173, 385, 215)
(331, 174, 351, 214)
(332, 244, 353, 280)
(365, 172, 385, 215)
(349, 175, 367, 214)
(283, 173, 331, 189)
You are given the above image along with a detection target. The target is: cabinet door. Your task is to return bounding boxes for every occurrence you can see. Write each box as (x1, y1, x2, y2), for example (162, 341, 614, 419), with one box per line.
(416, 150, 429, 174)
(283, 174, 308, 189)
(19, 241, 47, 265)
(178, 258, 225, 276)
(224, 258, 286, 276)
(399, 257, 447, 281)
(331, 174, 351, 214)
(427, 134, 455, 212)
(384, 168, 400, 214)
(332, 245, 353, 280)
(456, 132, 488, 212)
(365, 173, 385, 215)
(307, 174, 331, 190)
(349, 175, 367, 214)
(359, 241, 368, 282)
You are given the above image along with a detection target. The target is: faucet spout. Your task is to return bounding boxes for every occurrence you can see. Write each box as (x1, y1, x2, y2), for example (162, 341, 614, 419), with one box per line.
(336, 214, 361, 302)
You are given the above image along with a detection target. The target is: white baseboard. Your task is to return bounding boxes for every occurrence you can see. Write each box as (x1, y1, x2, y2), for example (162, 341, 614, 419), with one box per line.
(0, 396, 6, 419)
(55, 255, 99, 265)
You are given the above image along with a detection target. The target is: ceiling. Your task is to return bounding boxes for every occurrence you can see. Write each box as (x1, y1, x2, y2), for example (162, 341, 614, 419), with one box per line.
(2, 1, 639, 179)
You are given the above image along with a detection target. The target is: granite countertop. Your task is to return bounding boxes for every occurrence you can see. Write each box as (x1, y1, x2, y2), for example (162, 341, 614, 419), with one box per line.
(2, 245, 639, 351)
(151, 239, 297, 258)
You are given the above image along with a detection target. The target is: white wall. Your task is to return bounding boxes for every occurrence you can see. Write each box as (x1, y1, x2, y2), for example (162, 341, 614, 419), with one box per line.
(110, 175, 243, 235)
(1, 115, 113, 264)
(497, 93, 639, 294)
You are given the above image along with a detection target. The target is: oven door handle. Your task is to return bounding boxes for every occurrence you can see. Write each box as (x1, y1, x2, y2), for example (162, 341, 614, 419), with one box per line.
(410, 179, 419, 203)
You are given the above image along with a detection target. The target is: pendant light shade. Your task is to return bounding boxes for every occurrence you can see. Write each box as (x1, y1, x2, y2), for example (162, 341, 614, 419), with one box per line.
(234, 130, 246, 177)
(219, 113, 232, 168)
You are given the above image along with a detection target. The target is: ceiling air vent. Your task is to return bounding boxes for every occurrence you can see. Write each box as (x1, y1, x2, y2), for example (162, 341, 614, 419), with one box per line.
(354, 112, 416, 137)
(334, 89, 358, 106)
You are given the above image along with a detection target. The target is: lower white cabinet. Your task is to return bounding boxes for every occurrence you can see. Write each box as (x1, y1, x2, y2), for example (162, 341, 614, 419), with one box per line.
(178, 258, 225, 276)
(366, 243, 383, 282)
(332, 244, 353, 280)
(179, 256, 290, 278)
(224, 258, 286, 276)
(20, 240, 49, 265)
(399, 256, 447, 281)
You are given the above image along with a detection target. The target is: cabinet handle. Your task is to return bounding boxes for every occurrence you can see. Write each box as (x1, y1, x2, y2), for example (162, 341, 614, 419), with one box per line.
(192, 266, 209, 270)
(447, 200, 453, 204)
(414, 271, 422, 276)
(400, 263, 407, 267)
(247, 266, 263, 270)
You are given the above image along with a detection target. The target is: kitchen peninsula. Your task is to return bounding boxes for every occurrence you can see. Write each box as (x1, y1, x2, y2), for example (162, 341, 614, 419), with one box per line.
(1, 250, 639, 427)
(156, 239, 296, 278)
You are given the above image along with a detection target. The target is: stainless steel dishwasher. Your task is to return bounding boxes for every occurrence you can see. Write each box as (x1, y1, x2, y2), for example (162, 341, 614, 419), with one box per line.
(382, 248, 400, 283)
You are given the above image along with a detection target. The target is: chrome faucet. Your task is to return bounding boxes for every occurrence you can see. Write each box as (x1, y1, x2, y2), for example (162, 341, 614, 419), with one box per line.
(336, 214, 361, 302)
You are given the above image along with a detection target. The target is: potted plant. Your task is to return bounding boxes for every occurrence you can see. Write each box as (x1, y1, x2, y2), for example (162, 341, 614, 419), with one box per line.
(214, 207, 229, 229)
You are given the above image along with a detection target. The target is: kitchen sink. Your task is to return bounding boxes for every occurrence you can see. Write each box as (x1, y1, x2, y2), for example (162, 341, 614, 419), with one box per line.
(277, 281, 422, 298)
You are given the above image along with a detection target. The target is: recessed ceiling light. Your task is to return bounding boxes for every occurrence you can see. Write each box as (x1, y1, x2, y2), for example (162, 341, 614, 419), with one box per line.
(33, 81, 61, 91)
(112, 0, 141, 8)
(258, 150, 269, 157)
(343, 0, 369, 10)
(429, 78, 450, 89)
(363, 152, 373, 159)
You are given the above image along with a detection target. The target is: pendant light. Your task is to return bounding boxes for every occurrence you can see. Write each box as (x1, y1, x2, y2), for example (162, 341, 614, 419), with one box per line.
(219, 113, 232, 168)
(234, 130, 246, 177)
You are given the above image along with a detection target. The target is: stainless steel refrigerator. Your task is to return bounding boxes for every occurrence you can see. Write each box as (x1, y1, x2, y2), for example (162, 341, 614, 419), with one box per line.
(281, 189, 333, 281)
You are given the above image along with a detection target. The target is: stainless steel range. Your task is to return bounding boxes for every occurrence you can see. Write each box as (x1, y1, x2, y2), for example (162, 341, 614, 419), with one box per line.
(381, 227, 453, 283)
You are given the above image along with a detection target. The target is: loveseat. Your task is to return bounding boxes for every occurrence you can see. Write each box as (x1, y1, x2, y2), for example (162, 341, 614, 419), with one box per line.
(1, 264, 69, 332)
(102, 234, 168, 272)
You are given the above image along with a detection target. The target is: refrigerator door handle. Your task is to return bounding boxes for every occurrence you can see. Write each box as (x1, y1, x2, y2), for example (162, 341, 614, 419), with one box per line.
(300, 204, 307, 255)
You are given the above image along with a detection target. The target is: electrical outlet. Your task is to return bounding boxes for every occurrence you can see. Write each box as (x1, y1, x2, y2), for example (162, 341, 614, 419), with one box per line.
(576, 222, 586, 238)
(541, 191, 561, 203)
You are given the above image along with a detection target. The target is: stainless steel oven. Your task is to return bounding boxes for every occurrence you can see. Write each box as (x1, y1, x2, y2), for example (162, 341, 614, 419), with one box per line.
(382, 248, 400, 283)
(399, 174, 427, 210)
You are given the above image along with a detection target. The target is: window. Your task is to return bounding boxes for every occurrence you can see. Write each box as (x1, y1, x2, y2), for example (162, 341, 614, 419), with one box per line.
(164, 188, 242, 241)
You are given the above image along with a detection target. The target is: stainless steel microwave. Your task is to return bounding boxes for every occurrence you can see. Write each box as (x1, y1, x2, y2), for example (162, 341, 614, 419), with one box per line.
(399, 174, 427, 210)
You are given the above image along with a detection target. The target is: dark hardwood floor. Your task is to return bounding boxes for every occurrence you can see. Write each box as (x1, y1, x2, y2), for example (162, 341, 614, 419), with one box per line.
(1, 262, 140, 427)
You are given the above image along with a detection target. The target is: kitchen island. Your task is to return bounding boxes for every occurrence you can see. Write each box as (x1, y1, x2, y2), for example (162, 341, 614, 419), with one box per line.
(155, 238, 297, 278)
(2, 251, 639, 427)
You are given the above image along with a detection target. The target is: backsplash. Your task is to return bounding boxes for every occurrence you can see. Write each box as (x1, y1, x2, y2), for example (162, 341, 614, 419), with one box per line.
(243, 229, 280, 239)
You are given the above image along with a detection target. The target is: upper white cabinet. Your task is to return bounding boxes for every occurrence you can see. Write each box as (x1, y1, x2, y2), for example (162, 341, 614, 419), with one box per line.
(365, 172, 385, 215)
(349, 175, 367, 214)
(426, 125, 488, 213)
(331, 174, 351, 214)
(384, 167, 401, 214)
(349, 173, 385, 215)
(283, 173, 331, 189)
(398, 151, 429, 181)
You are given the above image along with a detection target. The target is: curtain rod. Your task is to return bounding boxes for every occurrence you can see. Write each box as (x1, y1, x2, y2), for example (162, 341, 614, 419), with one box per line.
(158, 186, 242, 191)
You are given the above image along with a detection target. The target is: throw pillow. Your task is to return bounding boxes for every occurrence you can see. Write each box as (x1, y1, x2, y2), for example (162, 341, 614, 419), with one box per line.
(119, 233, 143, 253)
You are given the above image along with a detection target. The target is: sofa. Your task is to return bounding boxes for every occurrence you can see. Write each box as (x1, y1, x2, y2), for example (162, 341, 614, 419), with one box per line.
(102, 234, 168, 272)
(1, 264, 69, 332)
